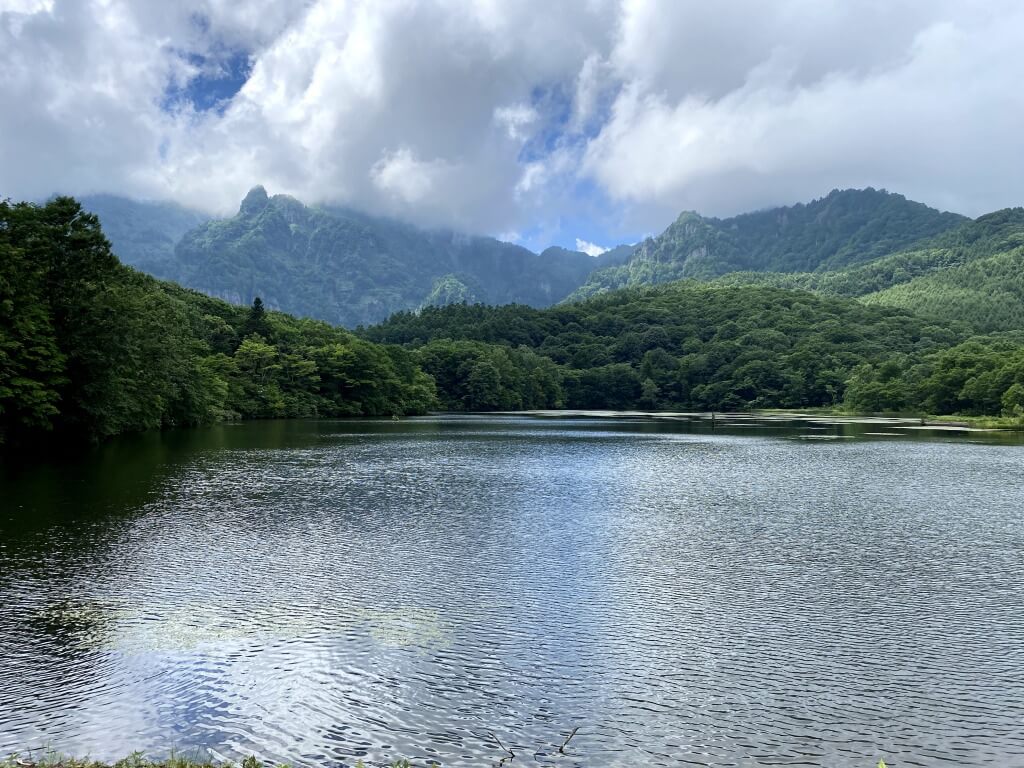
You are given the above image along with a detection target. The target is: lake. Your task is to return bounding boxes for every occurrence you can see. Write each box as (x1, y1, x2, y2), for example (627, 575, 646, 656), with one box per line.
(1, 415, 1023, 767)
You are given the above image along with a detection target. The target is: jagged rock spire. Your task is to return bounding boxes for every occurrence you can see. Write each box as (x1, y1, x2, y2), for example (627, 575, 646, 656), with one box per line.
(239, 185, 270, 216)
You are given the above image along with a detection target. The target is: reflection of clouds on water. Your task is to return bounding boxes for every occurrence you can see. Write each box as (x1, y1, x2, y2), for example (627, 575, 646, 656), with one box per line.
(38, 599, 454, 654)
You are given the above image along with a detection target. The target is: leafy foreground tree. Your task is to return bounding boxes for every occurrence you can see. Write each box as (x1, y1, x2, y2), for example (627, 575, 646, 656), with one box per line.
(0, 197, 436, 448)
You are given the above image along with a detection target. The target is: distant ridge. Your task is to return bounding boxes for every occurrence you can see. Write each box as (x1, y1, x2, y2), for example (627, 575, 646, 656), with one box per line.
(570, 188, 967, 300)
(77, 186, 1022, 330)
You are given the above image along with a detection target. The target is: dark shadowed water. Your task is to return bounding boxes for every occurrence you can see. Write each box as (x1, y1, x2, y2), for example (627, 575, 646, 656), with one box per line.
(1, 415, 1023, 767)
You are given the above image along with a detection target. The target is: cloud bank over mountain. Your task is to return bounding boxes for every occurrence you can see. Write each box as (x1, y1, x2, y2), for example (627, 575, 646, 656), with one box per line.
(2, 0, 1023, 247)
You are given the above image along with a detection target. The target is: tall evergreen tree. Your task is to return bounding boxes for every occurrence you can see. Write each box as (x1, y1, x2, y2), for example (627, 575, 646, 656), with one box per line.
(240, 296, 273, 342)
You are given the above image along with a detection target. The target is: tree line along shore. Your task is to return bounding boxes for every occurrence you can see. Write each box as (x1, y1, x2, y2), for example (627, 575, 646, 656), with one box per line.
(3, 196, 1023, 449)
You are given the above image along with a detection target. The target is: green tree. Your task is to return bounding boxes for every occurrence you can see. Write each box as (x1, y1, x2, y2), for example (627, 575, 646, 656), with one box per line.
(639, 377, 660, 408)
(0, 208, 65, 441)
(240, 297, 273, 342)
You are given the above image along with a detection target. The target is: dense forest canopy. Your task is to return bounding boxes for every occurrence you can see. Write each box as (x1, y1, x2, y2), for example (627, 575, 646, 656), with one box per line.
(713, 208, 1024, 332)
(0, 197, 435, 447)
(364, 285, 1024, 417)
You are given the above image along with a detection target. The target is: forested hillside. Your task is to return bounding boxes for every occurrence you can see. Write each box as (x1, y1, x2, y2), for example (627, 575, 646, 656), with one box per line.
(571, 188, 966, 299)
(0, 197, 435, 447)
(713, 208, 1024, 331)
(861, 251, 1024, 331)
(364, 278, 1024, 417)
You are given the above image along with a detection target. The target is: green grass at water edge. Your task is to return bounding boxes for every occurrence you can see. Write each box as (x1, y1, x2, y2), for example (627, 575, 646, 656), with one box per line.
(756, 407, 1024, 430)
(923, 413, 1024, 429)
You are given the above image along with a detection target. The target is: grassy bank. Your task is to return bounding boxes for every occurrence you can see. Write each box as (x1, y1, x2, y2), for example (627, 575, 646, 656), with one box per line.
(755, 407, 1024, 430)
(922, 413, 1024, 429)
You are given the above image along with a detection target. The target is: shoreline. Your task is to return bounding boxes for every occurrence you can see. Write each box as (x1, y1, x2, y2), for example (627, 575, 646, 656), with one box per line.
(490, 408, 1024, 432)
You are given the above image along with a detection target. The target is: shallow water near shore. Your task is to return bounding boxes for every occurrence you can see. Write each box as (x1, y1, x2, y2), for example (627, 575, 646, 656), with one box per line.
(2, 415, 1023, 767)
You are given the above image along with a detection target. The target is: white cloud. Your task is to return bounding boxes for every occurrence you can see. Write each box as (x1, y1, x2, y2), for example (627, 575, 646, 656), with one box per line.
(583, 3, 1024, 223)
(1, 0, 1023, 242)
(571, 53, 613, 132)
(371, 147, 443, 204)
(493, 103, 538, 141)
(0, 0, 52, 13)
(575, 238, 607, 257)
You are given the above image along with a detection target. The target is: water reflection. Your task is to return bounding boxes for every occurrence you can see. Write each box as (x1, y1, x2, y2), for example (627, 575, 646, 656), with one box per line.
(1, 416, 1023, 767)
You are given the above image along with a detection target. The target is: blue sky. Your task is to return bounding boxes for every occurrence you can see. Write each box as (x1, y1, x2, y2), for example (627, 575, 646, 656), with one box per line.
(164, 48, 252, 115)
(3, 1, 1024, 254)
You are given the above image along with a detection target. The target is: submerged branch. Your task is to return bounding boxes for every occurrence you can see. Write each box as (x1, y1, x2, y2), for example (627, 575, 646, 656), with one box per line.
(557, 726, 579, 754)
(486, 731, 516, 765)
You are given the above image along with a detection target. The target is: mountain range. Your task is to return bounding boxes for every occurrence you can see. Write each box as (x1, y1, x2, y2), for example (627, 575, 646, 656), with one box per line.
(83, 187, 633, 327)
(80, 186, 1024, 333)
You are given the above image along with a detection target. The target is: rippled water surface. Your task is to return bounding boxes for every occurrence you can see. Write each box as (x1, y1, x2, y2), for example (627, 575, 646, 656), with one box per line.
(2, 416, 1023, 767)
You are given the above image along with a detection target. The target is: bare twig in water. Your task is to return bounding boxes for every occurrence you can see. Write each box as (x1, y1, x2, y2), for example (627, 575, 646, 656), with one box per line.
(558, 727, 579, 754)
(487, 731, 515, 765)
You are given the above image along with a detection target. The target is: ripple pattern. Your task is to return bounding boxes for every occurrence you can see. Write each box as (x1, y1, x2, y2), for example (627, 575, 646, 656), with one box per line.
(1, 417, 1023, 767)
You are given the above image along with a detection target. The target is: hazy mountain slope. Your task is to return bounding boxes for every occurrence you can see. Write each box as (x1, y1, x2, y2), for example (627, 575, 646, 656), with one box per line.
(79, 194, 209, 276)
(166, 187, 627, 326)
(570, 188, 967, 299)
